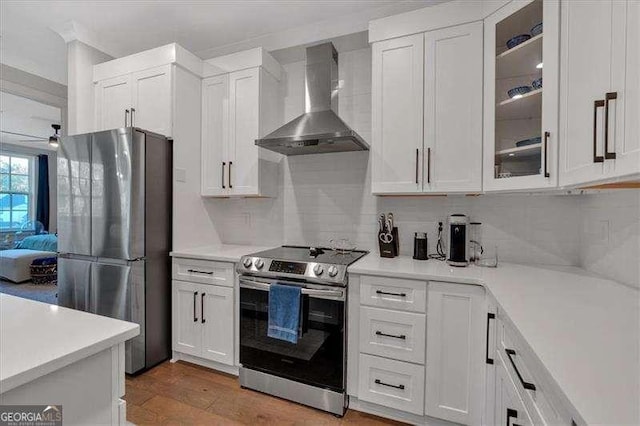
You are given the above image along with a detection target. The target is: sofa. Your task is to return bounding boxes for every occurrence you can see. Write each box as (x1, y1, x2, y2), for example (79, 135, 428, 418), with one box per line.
(0, 234, 57, 283)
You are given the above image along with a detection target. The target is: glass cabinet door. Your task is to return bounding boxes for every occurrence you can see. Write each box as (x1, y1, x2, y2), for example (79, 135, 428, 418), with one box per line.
(484, 0, 559, 191)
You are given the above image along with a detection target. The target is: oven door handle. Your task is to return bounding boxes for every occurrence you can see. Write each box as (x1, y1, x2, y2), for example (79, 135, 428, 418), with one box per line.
(239, 278, 345, 299)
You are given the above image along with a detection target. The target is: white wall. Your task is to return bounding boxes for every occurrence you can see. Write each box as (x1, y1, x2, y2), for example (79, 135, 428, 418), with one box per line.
(579, 190, 640, 289)
(66, 40, 112, 135)
(205, 47, 583, 266)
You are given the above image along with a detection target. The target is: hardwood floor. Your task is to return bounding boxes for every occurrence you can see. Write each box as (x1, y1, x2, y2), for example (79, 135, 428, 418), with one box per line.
(125, 361, 406, 425)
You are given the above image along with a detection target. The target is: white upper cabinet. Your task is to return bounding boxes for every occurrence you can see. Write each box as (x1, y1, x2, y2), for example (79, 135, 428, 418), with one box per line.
(131, 65, 172, 137)
(93, 44, 205, 138)
(201, 74, 229, 196)
(559, 0, 639, 186)
(227, 68, 261, 196)
(371, 22, 483, 195)
(200, 49, 283, 198)
(484, 0, 560, 192)
(424, 22, 483, 193)
(95, 74, 132, 131)
(95, 65, 173, 136)
(372, 34, 424, 194)
(95, 64, 174, 136)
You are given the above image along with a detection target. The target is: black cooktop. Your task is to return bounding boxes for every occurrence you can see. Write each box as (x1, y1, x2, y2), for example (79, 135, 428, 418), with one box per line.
(249, 245, 368, 266)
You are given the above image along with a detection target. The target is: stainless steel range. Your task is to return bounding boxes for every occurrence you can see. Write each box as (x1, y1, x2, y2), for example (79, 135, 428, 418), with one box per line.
(237, 245, 368, 416)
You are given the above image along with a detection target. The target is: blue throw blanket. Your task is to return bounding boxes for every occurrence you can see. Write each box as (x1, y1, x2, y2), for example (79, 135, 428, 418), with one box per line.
(15, 234, 57, 252)
(267, 284, 302, 344)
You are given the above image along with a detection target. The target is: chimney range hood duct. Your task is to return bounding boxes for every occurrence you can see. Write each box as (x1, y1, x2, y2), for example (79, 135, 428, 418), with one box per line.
(255, 42, 369, 156)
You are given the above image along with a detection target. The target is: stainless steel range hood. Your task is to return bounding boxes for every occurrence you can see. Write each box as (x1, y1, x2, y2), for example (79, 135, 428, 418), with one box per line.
(255, 43, 369, 156)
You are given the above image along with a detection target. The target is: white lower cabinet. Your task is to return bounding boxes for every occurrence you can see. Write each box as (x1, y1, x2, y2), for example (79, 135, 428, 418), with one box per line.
(358, 354, 425, 416)
(200, 285, 234, 365)
(495, 351, 534, 426)
(425, 281, 485, 425)
(359, 306, 426, 364)
(173, 280, 203, 357)
(171, 258, 235, 368)
(172, 279, 234, 365)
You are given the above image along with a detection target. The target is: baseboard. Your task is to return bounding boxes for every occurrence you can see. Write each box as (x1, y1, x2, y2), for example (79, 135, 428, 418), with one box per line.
(171, 351, 239, 376)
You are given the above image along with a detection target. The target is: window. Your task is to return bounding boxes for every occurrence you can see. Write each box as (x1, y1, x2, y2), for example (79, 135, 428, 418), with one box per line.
(0, 154, 34, 231)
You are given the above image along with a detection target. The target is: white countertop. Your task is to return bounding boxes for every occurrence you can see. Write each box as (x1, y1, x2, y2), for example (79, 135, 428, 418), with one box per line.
(0, 294, 139, 393)
(170, 244, 276, 263)
(350, 256, 640, 425)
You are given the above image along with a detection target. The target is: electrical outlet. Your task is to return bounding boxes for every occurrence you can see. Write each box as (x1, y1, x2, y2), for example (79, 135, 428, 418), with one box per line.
(174, 168, 186, 182)
(598, 220, 610, 244)
(242, 212, 252, 227)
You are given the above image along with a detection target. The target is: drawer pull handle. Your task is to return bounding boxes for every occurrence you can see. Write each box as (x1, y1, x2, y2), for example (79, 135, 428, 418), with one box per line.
(187, 269, 213, 275)
(375, 379, 405, 390)
(201, 293, 206, 324)
(593, 100, 605, 163)
(486, 312, 495, 365)
(507, 408, 522, 426)
(375, 330, 406, 340)
(505, 348, 536, 391)
(193, 291, 198, 322)
(376, 290, 407, 297)
(604, 92, 618, 159)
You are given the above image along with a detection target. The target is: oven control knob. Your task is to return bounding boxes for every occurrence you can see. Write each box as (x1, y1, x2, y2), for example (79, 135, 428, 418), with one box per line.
(255, 258, 265, 269)
(313, 264, 324, 276)
(242, 257, 253, 268)
(328, 266, 339, 277)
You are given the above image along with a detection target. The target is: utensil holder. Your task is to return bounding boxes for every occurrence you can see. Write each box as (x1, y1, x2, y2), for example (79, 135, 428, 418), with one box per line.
(378, 227, 399, 258)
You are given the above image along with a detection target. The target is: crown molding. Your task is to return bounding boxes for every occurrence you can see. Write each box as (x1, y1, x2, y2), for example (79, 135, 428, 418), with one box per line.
(50, 20, 124, 58)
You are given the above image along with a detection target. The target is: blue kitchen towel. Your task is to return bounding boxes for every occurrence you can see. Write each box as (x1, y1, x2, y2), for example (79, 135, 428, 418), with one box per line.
(267, 283, 301, 344)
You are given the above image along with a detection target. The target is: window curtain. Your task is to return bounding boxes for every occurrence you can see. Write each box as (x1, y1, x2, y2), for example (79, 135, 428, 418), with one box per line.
(35, 154, 49, 232)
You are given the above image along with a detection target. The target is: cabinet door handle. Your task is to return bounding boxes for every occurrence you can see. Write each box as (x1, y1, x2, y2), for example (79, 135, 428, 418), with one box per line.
(125, 109, 130, 127)
(187, 269, 213, 275)
(221, 162, 226, 189)
(507, 408, 522, 426)
(375, 330, 406, 340)
(376, 290, 407, 297)
(505, 348, 536, 391)
(604, 92, 617, 160)
(228, 161, 233, 189)
(593, 100, 605, 163)
(374, 379, 405, 390)
(131, 108, 136, 127)
(193, 291, 198, 322)
(543, 131, 550, 178)
(201, 293, 206, 324)
(486, 312, 495, 365)
(415, 148, 419, 184)
(427, 147, 431, 184)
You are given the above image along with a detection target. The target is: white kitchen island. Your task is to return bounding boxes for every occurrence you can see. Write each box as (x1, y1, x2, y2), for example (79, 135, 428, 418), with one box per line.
(0, 294, 139, 425)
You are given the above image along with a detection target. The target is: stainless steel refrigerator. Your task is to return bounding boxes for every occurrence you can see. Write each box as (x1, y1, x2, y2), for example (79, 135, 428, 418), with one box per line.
(56, 127, 172, 374)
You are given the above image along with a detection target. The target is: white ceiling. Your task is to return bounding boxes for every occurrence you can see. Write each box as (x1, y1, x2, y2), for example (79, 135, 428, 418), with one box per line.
(0, 92, 61, 151)
(1, 0, 437, 84)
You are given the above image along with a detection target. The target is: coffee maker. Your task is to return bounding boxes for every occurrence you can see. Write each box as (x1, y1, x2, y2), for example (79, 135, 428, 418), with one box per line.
(446, 214, 469, 267)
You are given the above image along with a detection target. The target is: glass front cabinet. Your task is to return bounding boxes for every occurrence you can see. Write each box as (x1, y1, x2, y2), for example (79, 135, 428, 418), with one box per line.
(483, 0, 559, 191)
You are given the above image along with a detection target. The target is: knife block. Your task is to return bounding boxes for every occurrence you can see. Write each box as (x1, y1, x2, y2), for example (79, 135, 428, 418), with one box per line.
(378, 227, 399, 258)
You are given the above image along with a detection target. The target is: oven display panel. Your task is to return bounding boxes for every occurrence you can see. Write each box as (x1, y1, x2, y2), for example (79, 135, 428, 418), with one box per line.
(269, 260, 307, 275)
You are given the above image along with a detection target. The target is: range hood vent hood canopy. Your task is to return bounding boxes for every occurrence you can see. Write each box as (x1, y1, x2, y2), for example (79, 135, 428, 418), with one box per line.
(255, 42, 369, 156)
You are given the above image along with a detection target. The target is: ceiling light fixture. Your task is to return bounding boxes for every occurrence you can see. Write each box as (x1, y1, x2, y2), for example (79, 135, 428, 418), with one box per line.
(49, 124, 61, 148)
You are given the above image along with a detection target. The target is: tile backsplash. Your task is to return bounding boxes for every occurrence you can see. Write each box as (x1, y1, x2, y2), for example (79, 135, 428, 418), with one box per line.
(579, 190, 640, 289)
(202, 46, 639, 288)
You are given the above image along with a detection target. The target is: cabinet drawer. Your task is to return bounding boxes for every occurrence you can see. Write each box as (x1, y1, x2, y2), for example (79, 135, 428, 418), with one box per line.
(358, 354, 425, 415)
(498, 314, 575, 426)
(172, 257, 234, 286)
(360, 306, 426, 364)
(360, 275, 427, 312)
